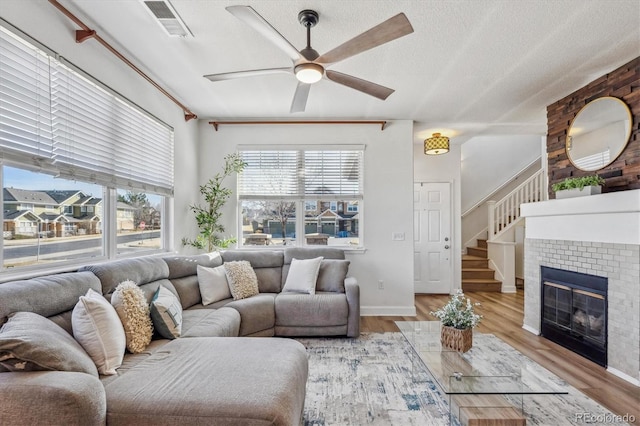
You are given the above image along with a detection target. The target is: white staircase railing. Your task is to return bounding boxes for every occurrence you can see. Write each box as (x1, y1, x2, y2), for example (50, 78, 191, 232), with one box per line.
(488, 169, 545, 241)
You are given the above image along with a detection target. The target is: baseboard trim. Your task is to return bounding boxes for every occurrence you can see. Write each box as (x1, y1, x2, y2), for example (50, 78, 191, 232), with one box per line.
(607, 367, 640, 387)
(361, 306, 417, 316)
(522, 324, 540, 335)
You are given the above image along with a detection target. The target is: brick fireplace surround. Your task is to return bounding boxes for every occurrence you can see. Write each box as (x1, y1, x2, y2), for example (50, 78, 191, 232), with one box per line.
(521, 190, 640, 386)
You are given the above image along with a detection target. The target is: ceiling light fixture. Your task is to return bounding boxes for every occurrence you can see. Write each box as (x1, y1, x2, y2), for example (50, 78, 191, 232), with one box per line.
(424, 133, 450, 155)
(294, 63, 324, 84)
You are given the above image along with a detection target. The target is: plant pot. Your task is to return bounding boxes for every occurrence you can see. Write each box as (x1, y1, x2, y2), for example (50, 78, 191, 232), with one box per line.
(441, 325, 473, 352)
(555, 185, 601, 199)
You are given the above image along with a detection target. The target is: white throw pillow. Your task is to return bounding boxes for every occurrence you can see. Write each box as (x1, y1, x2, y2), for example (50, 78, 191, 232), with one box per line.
(150, 285, 183, 339)
(282, 257, 324, 295)
(197, 264, 232, 305)
(72, 288, 126, 375)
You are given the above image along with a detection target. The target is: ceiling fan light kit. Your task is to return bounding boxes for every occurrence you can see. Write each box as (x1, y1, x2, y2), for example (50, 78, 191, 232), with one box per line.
(204, 5, 414, 113)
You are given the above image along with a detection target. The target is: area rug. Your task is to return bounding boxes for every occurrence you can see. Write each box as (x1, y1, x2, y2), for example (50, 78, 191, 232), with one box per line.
(297, 333, 629, 426)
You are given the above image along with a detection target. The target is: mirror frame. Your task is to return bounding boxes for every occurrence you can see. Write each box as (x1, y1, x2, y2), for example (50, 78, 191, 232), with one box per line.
(566, 96, 633, 171)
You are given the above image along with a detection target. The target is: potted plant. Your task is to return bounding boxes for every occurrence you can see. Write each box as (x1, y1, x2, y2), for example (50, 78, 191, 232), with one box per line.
(552, 175, 605, 199)
(430, 290, 482, 352)
(182, 153, 247, 251)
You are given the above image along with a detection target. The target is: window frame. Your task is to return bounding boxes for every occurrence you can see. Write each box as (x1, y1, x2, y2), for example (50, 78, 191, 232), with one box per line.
(236, 145, 364, 250)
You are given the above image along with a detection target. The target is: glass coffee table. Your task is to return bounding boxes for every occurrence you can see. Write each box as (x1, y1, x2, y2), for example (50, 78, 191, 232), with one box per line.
(396, 321, 568, 425)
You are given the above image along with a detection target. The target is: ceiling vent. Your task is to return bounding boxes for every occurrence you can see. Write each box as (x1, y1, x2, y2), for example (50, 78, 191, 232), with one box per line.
(142, 0, 193, 37)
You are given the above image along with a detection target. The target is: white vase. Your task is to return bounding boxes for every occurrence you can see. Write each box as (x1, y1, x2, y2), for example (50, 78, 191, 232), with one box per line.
(555, 185, 601, 199)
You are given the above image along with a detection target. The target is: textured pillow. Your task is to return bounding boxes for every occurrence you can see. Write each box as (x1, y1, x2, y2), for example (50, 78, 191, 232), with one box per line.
(150, 285, 183, 339)
(111, 280, 153, 353)
(316, 259, 351, 292)
(72, 288, 126, 375)
(0, 312, 98, 376)
(224, 261, 259, 300)
(197, 264, 232, 305)
(282, 257, 323, 294)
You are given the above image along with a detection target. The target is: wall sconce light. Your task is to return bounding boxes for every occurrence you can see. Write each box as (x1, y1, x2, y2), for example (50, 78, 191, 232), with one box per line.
(424, 133, 450, 155)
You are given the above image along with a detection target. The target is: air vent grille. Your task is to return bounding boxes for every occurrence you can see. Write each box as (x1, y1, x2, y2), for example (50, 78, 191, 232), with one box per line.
(142, 0, 192, 37)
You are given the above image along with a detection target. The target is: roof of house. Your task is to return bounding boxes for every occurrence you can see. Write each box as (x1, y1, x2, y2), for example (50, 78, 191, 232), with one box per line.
(3, 209, 41, 221)
(3, 188, 58, 205)
(44, 190, 82, 204)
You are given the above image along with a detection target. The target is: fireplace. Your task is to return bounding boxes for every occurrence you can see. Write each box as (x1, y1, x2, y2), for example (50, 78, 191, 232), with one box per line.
(540, 266, 607, 366)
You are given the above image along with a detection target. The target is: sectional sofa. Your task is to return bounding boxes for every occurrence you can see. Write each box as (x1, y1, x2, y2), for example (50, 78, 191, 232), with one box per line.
(0, 247, 359, 425)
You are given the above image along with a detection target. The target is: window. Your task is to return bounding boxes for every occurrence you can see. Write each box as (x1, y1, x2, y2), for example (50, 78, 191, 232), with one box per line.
(0, 25, 172, 275)
(238, 147, 363, 248)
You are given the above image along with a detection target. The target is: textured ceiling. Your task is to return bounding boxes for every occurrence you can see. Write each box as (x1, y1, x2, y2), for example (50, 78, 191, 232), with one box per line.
(13, 1, 640, 144)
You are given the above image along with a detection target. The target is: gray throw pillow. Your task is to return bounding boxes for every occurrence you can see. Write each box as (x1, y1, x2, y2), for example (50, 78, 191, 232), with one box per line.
(316, 259, 351, 292)
(0, 311, 98, 376)
(150, 285, 182, 339)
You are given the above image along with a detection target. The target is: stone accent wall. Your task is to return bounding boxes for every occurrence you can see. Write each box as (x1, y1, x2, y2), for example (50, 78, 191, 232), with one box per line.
(546, 56, 640, 197)
(524, 238, 640, 381)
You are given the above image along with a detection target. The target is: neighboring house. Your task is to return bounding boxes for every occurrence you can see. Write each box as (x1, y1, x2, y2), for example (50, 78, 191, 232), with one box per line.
(116, 201, 137, 231)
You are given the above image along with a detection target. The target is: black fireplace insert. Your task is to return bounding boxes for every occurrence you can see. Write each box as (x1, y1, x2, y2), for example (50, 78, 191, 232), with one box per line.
(540, 266, 607, 367)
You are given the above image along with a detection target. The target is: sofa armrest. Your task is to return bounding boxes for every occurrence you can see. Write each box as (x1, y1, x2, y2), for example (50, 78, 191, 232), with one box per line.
(0, 371, 106, 426)
(344, 277, 360, 337)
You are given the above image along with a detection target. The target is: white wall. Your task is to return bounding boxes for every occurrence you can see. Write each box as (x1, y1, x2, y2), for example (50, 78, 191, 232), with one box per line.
(461, 135, 541, 213)
(1, 1, 201, 252)
(414, 141, 462, 293)
(198, 120, 416, 316)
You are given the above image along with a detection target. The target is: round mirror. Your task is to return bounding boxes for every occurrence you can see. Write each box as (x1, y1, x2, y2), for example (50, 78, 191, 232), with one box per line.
(566, 97, 632, 171)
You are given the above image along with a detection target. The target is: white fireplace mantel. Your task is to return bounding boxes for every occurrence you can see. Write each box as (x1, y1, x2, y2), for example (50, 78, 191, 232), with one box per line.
(521, 189, 640, 244)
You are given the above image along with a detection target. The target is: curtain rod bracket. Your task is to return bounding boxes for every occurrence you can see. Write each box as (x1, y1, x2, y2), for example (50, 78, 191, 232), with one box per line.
(75, 29, 95, 43)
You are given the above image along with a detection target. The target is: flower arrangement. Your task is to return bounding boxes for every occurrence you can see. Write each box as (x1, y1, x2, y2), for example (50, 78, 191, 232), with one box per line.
(430, 290, 482, 330)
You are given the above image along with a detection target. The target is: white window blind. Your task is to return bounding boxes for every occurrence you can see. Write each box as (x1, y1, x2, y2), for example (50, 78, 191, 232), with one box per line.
(238, 147, 363, 200)
(51, 59, 174, 195)
(0, 26, 52, 165)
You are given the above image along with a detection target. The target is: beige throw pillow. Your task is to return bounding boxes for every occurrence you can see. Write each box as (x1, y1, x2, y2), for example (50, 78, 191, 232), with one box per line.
(111, 280, 153, 353)
(197, 264, 232, 305)
(282, 257, 323, 294)
(72, 288, 126, 375)
(224, 261, 259, 300)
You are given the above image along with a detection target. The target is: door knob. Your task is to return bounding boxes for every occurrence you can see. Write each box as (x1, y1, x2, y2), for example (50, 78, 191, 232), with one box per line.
(444, 245, 450, 249)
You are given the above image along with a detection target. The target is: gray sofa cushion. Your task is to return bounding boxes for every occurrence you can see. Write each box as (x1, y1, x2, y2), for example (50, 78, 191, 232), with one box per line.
(316, 259, 350, 292)
(80, 257, 169, 295)
(222, 250, 283, 292)
(163, 253, 222, 279)
(275, 293, 348, 327)
(0, 271, 101, 324)
(181, 307, 240, 337)
(0, 371, 106, 426)
(103, 337, 308, 426)
(225, 294, 277, 336)
(169, 275, 201, 309)
(0, 312, 98, 376)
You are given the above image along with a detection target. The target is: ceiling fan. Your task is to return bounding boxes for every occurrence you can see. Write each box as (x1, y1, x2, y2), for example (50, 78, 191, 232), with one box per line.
(204, 6, 414, 113)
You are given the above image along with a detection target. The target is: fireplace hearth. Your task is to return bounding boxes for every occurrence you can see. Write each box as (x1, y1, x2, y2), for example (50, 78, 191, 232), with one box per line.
(541, 266, 607, 367)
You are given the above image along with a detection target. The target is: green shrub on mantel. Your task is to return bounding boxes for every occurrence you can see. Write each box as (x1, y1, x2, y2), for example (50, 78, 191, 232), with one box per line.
(551, 175, 605, 192)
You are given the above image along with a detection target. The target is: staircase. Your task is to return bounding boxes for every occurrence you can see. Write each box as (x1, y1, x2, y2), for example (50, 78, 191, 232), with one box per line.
(462, 238, 502, 292)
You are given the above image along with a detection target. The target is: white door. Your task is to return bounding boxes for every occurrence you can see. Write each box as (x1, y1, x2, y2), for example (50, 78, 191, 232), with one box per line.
(414, 182, 452, 293)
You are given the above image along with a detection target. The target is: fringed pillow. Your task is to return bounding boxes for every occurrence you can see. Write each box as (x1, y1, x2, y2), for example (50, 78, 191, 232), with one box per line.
(111, 280, 153, 353)
(224, 261, 259, 300)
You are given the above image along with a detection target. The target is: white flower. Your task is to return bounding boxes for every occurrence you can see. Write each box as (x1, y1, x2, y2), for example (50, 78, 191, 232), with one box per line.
(429, 289, 482, 329)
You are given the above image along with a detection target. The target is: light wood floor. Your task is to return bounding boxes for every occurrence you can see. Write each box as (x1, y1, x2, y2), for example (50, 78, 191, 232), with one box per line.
(360, 291, 640, 425)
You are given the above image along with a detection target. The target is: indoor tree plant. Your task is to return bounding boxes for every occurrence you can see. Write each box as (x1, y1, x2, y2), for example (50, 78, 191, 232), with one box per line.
(430, 290, 482, 352)
(552, 175, 605, 199)
(182, 153, 247, 251)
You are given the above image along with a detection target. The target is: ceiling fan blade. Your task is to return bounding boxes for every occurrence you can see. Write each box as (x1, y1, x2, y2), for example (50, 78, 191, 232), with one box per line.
(204, 67, 291, 82)
(226, 6, 302, 62)
(326, 70, 394, 100)
(290, 82, 311, 113)
(316, 13, 413, 65)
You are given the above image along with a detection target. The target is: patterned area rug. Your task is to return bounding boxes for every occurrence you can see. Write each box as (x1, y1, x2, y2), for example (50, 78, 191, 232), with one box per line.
(297, 333, 629, 426)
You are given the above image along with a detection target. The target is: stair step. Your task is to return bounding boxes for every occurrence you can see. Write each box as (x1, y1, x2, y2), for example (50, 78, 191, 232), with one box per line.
(462, 268, 496, 280)
(477, 239, 487, 249)
(462, 279, 502, 292)
(462, 255, 489, 268)
(467, 246, 488, 258)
